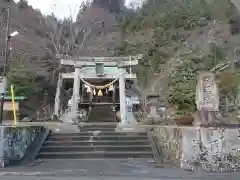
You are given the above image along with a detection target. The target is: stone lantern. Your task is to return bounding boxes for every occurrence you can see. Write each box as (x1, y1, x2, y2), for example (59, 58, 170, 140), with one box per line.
(147, 95, 159, 117)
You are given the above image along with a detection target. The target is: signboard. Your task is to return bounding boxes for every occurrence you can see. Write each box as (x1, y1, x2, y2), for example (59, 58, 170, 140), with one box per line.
(196, 72, 219, 111)
(130, 100, 140, 104)
(130, 97, 140, 104)
(0, 77, 7, 94)
(95, 63, 104, 76)
(3, 101, 19, 111)
(126, 97, 140, 105)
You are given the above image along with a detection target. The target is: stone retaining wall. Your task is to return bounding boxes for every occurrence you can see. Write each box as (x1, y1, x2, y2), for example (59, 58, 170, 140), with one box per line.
(0, 126, 43, 167)
(152, 126, 240, 172)
(153, 127, 181, 165)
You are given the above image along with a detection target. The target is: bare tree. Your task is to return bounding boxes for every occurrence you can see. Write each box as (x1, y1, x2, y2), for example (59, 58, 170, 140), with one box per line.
(43, 5, 93, 58)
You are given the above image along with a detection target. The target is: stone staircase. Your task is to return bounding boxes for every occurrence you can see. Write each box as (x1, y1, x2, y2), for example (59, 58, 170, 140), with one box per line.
(37, 97, 153, 160)
(37, 123, 153, 160)
(91, 96, 114, 103)
(88, 104, 114, 122)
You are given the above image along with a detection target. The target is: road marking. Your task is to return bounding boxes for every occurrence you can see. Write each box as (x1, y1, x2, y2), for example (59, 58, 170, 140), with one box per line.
(0, 172, 54, 176)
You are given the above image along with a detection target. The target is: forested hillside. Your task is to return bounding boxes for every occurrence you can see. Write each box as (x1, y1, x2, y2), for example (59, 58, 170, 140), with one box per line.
(117, 0, 240, 115)
(0, 0, 126, 117)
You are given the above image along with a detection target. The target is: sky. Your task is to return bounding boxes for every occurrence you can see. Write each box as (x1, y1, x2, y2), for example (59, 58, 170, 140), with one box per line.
(14, 0, 142, 20)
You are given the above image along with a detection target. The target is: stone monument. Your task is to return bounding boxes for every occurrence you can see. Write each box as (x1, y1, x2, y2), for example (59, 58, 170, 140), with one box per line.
(194, 72, 226, 125)
(195, 72, 219, 111)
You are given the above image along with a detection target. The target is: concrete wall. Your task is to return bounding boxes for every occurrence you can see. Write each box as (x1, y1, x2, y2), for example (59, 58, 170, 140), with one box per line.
(153, 127, 181, 164)
(0, 126, 44, 167)
(153, 126, 240, 172)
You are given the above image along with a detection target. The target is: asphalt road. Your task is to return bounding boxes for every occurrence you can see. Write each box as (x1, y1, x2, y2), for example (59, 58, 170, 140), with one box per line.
(0, 176, 189, 180)
(0, 175, 240, 180)
(0, 159, 240, 180)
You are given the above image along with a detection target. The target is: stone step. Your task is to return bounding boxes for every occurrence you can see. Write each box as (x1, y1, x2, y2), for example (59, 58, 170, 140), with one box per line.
(88, 112, 114, 115)
(91, 100, 114, 103)
(91, 105, 113, 108)
(78, 125, 117, 131)
(92, 97, 113, 100)
(91, 105, 112, 107)
(44, 140, 150, 146)
(86, 120, 116, 124)
(79, 128, 116, 132)
(37, 151, 153, 159)
(90, 109, 112, 112)
(87, 118, 116, 123)
(86, 117, 114, 120)
(88, 113, 114, 117)
(47, 135, 148, 141)
(90, 109, 114, 111)
(41, 145, 152, 152)
(90, 109, 113, 111)
(92, 100, 113, 105)
(51, 132, 147, 136)
(90, 113, 114, 116)
(79, 127, 116, 131)
(78, 123, 117, 127)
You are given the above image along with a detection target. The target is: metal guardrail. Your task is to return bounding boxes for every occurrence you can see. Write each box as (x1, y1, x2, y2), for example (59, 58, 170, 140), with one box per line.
(36, 104, 51, 120)
(146, 128, 163, 165)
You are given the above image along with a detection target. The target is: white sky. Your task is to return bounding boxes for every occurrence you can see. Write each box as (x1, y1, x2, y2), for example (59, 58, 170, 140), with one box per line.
(14, 0, 142, 20)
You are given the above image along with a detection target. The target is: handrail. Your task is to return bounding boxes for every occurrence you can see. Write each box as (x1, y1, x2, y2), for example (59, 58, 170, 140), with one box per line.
(146, 128, 163, 166)
(36, 104, 51, 120)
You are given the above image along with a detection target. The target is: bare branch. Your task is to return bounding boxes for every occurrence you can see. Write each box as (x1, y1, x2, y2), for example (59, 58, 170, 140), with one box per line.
(43, 17, 60, 55)
(76, 28, 92, 55)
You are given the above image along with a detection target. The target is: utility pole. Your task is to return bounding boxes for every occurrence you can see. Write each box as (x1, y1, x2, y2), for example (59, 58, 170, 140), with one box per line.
(0, 6, 11, 124)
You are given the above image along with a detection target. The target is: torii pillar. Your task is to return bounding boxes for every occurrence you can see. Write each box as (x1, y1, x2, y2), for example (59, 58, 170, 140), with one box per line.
(118, 67, 126, 123)
(71, 67, 81, 121)
(54, 74, 62, 117)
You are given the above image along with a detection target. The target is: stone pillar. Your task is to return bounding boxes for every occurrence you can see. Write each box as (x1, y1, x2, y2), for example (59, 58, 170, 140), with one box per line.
(118, 67, 126, 123)
(54, 74, 62, 117)
(126, 97, 137, 125)
(71, 67, 81, 121)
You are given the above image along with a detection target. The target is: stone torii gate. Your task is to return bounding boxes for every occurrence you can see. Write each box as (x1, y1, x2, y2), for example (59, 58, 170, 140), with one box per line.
(54, 54, 142, 123)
